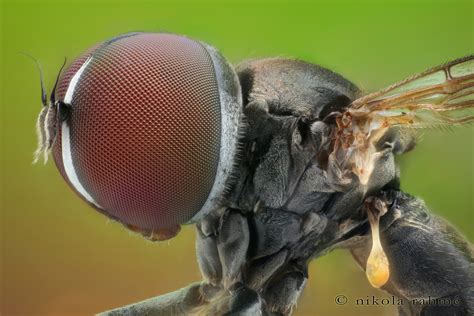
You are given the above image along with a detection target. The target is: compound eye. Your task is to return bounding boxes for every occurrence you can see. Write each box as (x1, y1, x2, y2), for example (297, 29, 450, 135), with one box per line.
(51, 33, 242, 240)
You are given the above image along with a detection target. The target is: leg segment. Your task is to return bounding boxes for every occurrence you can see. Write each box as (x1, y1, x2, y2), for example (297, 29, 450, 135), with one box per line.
(349, 192, 474, 315)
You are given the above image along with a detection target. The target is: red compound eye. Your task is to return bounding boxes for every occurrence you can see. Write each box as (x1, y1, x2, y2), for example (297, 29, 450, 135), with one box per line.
(51, 33, 242, 240)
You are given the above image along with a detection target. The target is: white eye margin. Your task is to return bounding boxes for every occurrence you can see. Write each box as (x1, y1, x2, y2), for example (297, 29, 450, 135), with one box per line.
(188, 42, 244, 223)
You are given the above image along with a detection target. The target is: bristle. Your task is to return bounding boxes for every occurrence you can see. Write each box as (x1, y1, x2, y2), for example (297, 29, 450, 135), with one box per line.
(221, 115, 249, 197)
(416, 131, 424, 144)
(42, 106, 53, 163)
(42, 149, 49, 164)
(20, 52, 48, 107)
(33, 107, 48, 164)
(41, 104, 59, 164)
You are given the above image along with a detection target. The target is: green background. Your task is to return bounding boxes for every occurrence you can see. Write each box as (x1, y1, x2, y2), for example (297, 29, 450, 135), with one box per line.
(1, 0, 472, 315)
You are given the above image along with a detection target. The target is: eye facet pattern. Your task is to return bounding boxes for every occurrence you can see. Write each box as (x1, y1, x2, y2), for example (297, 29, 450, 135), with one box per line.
(46, 33, 242, 239)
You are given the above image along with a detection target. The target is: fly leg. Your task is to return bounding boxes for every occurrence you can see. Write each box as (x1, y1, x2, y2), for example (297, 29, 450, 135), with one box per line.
(195, 207, 311, 315)
(194, 208, 259, 315)
(262, 262, 308, 316)
(348, 191, 474, 315)
(217, 208, 250, 289)
(196, 215, 223, 286)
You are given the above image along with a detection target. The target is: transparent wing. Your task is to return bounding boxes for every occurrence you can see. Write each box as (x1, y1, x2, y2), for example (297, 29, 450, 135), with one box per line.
(349, 55, 474, 129)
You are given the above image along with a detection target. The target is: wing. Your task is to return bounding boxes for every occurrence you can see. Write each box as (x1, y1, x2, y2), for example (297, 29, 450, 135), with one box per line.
(328, 56, 473, 187)
(348, 55, 474, 130)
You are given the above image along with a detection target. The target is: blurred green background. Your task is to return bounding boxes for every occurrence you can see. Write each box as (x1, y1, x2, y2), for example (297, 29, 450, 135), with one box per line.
(1, 0, 472, 315)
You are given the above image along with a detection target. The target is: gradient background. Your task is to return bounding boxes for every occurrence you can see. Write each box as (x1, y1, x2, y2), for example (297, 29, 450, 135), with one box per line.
(1, 0, 472, 315)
